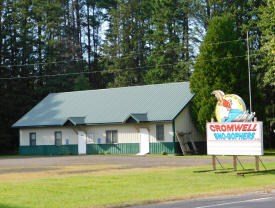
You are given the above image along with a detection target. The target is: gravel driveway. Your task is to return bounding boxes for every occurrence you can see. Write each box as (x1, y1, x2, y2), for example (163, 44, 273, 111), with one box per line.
(1, 155, 275, 170)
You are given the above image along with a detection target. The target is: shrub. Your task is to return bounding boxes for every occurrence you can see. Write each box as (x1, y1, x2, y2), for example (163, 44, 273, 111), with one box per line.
(161, 151, 167, 155)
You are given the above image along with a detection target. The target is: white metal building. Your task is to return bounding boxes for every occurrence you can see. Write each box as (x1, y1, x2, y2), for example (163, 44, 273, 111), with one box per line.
(12, 82, 206, 155)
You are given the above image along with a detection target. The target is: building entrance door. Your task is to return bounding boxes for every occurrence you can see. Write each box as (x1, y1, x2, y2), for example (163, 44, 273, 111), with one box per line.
(137, 128, 149, 155)
(78, 131, 86, 155)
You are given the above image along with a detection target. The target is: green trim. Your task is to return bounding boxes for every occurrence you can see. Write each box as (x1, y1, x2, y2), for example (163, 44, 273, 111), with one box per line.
(172, 120, 175, 151)
(150, 142, 175, 154)
(86, 143, 139, 155)
(13, 120, 174, 129)
(61, 117, 86, 126)
(123, 113, 148, 123)
(19, 142, 179, 156)
(87, 143, 175, 155)
(124, 117, 138, 123)
(19, 145, 78, 155)
(19, 129, 20, 147)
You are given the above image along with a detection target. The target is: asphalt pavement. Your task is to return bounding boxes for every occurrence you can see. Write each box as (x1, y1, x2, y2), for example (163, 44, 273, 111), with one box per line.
(131, 191, 275, 208)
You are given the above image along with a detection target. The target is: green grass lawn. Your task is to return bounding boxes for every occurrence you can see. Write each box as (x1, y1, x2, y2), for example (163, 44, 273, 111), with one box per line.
(1, 162, 275, 208)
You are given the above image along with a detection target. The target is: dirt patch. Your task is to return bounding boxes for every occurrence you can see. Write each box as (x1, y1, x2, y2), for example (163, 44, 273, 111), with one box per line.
(0, 167, 59, 174)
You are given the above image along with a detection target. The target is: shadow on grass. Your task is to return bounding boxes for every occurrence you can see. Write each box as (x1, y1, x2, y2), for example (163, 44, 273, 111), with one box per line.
(0, 204, 29, 208)
(263, 171, 275, 175)
(264, 153, 275, 157)
(0, 154, 19, 157)
(264, 149, 275, 156)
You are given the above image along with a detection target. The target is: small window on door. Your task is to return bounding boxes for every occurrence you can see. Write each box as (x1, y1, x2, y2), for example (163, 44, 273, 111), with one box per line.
(156, 124, 164, 141)
(30, 133, 36, 146)
(55, 131, 62, 146)
(106, 130, 118, 143)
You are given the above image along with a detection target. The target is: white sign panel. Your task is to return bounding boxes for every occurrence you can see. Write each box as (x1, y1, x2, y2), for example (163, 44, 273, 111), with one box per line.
(207, 122, 263, 156)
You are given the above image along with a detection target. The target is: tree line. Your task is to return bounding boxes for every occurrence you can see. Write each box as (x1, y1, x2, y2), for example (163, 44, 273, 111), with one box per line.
(0, 0, 274, 153)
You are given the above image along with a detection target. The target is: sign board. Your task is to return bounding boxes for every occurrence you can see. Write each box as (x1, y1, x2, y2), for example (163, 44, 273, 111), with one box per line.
(212, 90, 255, 122)
(207, 122, 263, 156)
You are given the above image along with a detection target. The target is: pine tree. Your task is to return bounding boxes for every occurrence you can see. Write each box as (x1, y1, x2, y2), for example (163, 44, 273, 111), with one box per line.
(0, 0, 37, 151)
(83, 0, 105, 89)
(33, 0, 82, 95)
(259, 1, 275, 86)
(0, 0, 86, 151)
(190, 16, 264, 133)
(258, 1, 275, 147)
(101, 0, 151, 87)
(143, 0, 191, 84)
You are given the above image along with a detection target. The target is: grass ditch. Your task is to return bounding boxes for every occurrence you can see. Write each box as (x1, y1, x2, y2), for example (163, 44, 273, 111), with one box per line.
(0, 161, 275, 208)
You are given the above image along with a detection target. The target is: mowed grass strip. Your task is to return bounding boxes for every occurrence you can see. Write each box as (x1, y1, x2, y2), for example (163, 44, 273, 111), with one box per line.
(1, 162, 275, 208)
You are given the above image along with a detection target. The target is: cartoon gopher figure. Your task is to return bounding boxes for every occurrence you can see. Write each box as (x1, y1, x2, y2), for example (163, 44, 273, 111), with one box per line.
(212, 90, 232, 111)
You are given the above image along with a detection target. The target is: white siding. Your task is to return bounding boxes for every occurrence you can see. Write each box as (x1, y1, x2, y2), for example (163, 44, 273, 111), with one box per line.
(174, 104, 206, 142)
(20, 127, 77, 146)
(85, 122, 173, 144)
(148, 122, 173, 143)
(85, 124, 139, 144)
(20, 122, 173, 146)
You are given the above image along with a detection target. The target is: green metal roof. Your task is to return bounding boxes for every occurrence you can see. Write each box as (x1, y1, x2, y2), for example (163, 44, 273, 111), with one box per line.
(62, 117, 86, 126)
(12, 82, 194, 128)
(124, 113, 148, 123)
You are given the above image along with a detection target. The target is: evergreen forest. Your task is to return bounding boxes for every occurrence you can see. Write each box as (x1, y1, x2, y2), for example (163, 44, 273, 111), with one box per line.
(0, 0, 275, 153)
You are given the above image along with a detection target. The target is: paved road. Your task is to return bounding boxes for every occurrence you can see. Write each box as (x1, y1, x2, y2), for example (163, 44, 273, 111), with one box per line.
(131, 191, 275, 208)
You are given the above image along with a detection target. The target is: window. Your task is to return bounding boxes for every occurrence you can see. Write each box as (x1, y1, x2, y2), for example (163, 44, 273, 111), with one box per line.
(156, 124, 164, 141)
(88, 133, 94, 143)
(55, 131, 62, 146)
(30, 133, 36, 146)
(106, 130, 118, 143)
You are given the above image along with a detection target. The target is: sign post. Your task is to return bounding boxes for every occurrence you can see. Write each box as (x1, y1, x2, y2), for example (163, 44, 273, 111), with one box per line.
(255, 156, 259, 172)
(233, 156, 237, 171)
(204, 90, 265, 174)
(212, 155, 216, 170)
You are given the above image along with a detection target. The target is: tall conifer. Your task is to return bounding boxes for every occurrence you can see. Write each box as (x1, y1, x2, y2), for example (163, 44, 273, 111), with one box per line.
(143, 0, 190, 84)
(258, 1, 275, 147)
(190, 16, 264, 133)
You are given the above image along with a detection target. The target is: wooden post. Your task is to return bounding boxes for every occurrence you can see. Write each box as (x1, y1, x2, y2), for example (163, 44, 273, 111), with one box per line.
(233, 156, 237, 171)
(72, 127, 78, 135)
(254, 117, 259, 171)
(80, 125, 87, 135)
(212, 155, 216, 170)
(255, 156, 259, 172)
(211, 118, 215, 170)
(142, 123, 150, 132)
(132, 123, 140, 133)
